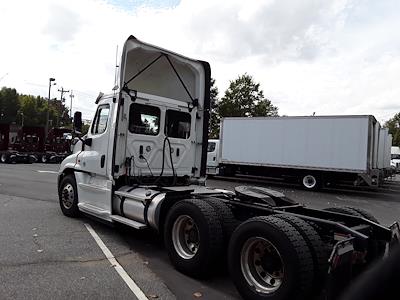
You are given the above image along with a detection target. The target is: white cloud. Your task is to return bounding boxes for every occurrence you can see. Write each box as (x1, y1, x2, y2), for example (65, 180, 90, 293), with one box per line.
(0, 0, 399, 123)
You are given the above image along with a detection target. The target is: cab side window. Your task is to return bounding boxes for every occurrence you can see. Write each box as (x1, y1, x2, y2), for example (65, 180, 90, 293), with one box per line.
(91, 105, 110, 135)
(129, 103, 160, 136)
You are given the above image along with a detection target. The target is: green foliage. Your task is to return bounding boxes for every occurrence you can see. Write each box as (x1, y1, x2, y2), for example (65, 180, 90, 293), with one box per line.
(0, 87, 71, 128)
(0, 87, 20, 124)
(209, 74, 278, 138)
(385, 112, 400, 146)
(209, 78, 220, 139)
(81, 124, 90, 135)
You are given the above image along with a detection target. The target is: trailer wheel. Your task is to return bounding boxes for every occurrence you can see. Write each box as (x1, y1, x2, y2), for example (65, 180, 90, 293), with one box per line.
(164, 199, 223, 277)
(273, 214, 329, 295)
(228, 216, 313, 300)
(58, 174, 80, 217)
(1, 153, 8, 163)
(301, 174, 320, 190)
(204, 198, 239, 246)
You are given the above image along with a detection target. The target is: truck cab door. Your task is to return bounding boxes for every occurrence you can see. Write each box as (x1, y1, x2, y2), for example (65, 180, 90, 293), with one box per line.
(75, 97, 113, 217)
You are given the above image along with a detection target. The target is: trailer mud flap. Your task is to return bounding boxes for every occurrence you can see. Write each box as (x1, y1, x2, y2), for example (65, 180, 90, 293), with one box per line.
(388, 222, 400, 251)
(326, 238, 354, 300)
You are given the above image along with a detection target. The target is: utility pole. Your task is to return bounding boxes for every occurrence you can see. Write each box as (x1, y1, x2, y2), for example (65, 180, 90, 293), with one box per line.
(69, 91, 74, 120)
(57, 87, 69, 127)
(46, 78, 56, 139)
(58, 87, 70, 103)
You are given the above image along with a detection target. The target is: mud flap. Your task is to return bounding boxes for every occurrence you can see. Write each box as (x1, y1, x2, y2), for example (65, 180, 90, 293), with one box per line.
(388, 222, 400, 253)
(326, 238, 355, 300)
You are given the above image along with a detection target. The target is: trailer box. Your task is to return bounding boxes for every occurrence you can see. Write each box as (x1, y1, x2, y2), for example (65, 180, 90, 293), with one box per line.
(217, 115, 381, 188)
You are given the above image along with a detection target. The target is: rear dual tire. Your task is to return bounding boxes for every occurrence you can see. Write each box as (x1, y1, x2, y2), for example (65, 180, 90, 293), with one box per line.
(164, 199, 224, 277)
(324, 206, 385, 263)
(228, 216, 314, 300)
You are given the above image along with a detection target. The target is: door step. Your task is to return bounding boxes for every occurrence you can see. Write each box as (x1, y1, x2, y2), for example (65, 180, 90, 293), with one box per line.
(110, 215, 147, 230)
(78, 203, 110, 216)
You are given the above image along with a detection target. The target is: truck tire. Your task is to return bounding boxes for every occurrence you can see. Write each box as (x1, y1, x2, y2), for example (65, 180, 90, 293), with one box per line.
(58, 174, 80, 217)
(228, 216, 313, 300)
(204, 198, 239, 246)
(164, 199, 223, 277)
(1, 153, 8, 163)
(344, 207, 379, 224)
(324, 207, 385, 263)
(273, 214, 329, 295)
(41, 154, 48, 163)
(301, 174, 320, 191)
(324, 206, 362, 217)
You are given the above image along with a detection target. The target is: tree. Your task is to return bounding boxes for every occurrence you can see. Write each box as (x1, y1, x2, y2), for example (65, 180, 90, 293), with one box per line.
(0, 87, 20, 124)
(209, 78, 220, 138)
(211, 74, 278, 137)
(385, 112, 400, 146)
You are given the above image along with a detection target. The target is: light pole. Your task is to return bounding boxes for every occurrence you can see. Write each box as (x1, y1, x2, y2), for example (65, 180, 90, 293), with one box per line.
(46, 77, 56, 138)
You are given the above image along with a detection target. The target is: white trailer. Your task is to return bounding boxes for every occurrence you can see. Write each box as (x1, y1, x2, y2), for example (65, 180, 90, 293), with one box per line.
(377, 128, 393, 178)
(208, 116, 381, 189)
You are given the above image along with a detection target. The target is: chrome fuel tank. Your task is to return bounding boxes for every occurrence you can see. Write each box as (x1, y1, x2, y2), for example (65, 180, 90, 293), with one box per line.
(113, 186, 166, 230)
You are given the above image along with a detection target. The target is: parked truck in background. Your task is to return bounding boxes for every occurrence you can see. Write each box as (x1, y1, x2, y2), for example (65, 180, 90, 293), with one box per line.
(0, 124, 39, 163)
(41, 127, 72, 163)
(0, 125, 72, 164)
(377, 128, 393, 178)
(392, 146, 400, 173)
(207, 116, 385, 190)
(57, 36, 400, 300)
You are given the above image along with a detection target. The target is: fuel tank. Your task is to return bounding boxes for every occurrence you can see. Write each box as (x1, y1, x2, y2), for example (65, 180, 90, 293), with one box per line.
(113, 185, 166, 229)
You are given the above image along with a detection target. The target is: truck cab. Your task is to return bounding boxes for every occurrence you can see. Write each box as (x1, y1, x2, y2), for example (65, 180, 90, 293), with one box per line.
(206, 139, 220, 175)
(59, 35, 210, 223)
(42, 127, 72, 163)
(391, 146, 400, 173)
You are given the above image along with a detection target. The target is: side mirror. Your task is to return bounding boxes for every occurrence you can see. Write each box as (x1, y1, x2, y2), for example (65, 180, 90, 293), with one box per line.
(84, 138, 92, 147)
(73, 111, 82, 133)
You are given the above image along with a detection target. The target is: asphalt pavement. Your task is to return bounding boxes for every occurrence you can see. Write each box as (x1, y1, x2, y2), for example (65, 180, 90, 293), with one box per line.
(0, 163, 399, 300)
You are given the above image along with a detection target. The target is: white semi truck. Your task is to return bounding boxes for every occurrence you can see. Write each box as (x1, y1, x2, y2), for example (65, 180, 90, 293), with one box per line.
(207, 116, 388, 190)
(58, 36, 399, 300)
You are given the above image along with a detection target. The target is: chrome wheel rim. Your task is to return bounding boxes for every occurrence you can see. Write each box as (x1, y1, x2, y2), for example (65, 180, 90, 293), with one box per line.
(303, 175, 316, 189)
(1, 154, 6, 163)
(61, 183, 74, 209)
(41, 155, 47, 163)
(172, 215, 200, 259)
(241, 237, 284, 294)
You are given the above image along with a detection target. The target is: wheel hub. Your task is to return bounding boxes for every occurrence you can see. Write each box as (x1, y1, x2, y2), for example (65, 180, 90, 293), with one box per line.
(172, 215, 200, 259)
(241, 237, 284, 294)
(303, 175, 316, 189)
(61, 183, 74, 209)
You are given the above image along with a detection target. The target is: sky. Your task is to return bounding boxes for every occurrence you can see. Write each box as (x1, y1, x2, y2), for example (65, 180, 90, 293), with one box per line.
(0, 0, 399, 123)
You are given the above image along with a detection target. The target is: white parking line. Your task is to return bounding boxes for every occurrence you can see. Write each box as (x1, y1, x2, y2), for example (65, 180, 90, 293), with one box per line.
(84, 223, 149, 300)
(37, 170, 58, 174)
